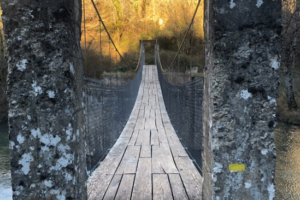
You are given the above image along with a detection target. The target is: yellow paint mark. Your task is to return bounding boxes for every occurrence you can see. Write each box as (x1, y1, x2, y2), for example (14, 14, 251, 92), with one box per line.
(229, 164, 245, 172)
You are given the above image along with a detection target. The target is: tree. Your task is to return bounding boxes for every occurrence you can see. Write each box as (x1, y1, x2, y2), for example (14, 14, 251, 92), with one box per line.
(282, 0, 299, 110)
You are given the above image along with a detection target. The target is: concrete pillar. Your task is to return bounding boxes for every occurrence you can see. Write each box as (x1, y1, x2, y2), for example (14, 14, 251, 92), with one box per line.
(1, 0, 87, 199)
(203, 0, 281, 199)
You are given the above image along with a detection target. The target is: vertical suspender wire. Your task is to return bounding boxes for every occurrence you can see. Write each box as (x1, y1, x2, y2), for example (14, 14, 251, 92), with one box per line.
(83, 0, 87, 51)
(99, 21, 103, 79)
(178, 52, 180, 74)
(189, 21, 193, 80)
(109, 39, 112, 84)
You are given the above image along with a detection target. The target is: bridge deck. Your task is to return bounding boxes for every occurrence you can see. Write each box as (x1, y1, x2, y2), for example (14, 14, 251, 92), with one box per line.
(87, 65, 203, 200)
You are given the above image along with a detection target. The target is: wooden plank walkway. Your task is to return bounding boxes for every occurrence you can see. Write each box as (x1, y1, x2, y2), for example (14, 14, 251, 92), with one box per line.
(87, 65, 203, 200)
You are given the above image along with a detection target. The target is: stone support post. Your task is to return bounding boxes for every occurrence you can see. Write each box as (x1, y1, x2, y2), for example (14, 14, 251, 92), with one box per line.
(203, 0, 281, 199)
(1, 0, 87, 199)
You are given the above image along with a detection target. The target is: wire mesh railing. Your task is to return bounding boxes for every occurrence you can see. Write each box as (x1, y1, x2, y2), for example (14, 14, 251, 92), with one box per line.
(84, 44, 145, 174)
(155, 44, 203, 174)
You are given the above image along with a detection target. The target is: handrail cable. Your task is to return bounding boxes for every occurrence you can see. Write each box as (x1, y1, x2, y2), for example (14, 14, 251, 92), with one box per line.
(134, 42, 144, 72)
(160, 0, 201, 72)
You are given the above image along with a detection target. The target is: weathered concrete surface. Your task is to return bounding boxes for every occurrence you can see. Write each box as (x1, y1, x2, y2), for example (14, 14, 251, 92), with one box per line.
(1, 0, 87, 199)
(203, 0, 281, 199)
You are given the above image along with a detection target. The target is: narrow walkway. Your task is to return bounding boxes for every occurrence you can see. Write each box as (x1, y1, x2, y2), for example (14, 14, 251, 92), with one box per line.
(87, 65, 203, 200)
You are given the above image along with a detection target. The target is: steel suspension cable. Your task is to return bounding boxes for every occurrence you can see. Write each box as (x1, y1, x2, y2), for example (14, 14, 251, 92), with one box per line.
(90, 0, 129, 68)
(160, 0, 201, 72)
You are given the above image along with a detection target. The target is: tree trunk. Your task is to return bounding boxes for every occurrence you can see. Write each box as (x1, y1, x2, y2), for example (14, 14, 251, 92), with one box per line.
(282, 39, 298, 110)
(284, 61, 298, 109)
(1, 0, 87, 199)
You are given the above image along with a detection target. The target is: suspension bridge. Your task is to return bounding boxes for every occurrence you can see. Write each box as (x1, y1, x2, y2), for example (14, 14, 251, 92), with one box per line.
(1, 0, 281, 199)
(83, 1, 204, 198)
(86, 47, 203, 199)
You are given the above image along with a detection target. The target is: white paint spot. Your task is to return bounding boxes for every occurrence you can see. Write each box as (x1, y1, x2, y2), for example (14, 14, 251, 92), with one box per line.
(261, 149, 268, 155)
(70, 63, 75, 75)
(31, 128, 41, 138)
(240, 90, 252, 100)
(30, 184, 36, 188)
(47, 91, 55, 98)
(268, 183, 275, 200)
(256, 0, 263, 8)
(9, 141, 15, 150)
(66, 124, 72, 141)
(18, 153, 33, 175)
(31, 81, 42, 96)
(17, 135, 25, 144)
(27, 115, 31, 120)
(44, 180, 52, 187)
(245, 181, 252, 188)
(29, 11, 34, 19)
(213, 162, 223, 174)
(268, 96, 277, 105)
(65, 173, 72, 181)
(11, 100, 16, 104)
(230, 0, 236, 9)
(40, 134, 61, 146)
(270, 57, 279, 70)
(16, 59, 27, 71)
(30, 147, 35, 151)
(41, 146, 50, 152)
(50, 190, 66, 200)
(213, 175, 217, 182)
(50, 154, 74, 170)
(58, 144, 70, 152)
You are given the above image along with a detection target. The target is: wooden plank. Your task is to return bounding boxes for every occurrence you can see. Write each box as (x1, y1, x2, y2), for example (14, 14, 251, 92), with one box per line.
(120, 127, 134, 138)
(142, 97, 149, 104)
(153, 174, 173, 200)
(132, 158, 152, 200)
(156, 118, 164, 130)
(108, 137, 130, 157)
(95, 137, 129, 175)
(115, 174, 135, 200)
(127, 118, 137, 124)
(174, 157, 203, 200)
(96, 156, 124, 175)
(138, 109, 145, 118)
(145, 118, 156, 129)
(151, 129, 159, 146)
(135, 129, 150, 146)
(152, 145, 179, 174)
(169, 144, 188, 157)
(103, 174, 122, 200)
(135, 118, 145, 130)
(116, 146, 140, 174)
(155, 109, 161, 118)
(127, 122, 135, 129)
(150, 109, 156, 118)
(144, 108, 150, 118)
(88, 173, 113, 200)
(157, 129, 169, 145)
(128, 130, 139, 146)
(140, 145, 151, 157)
(149, 99, 156, 106)
(169, 174, 189, 200)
